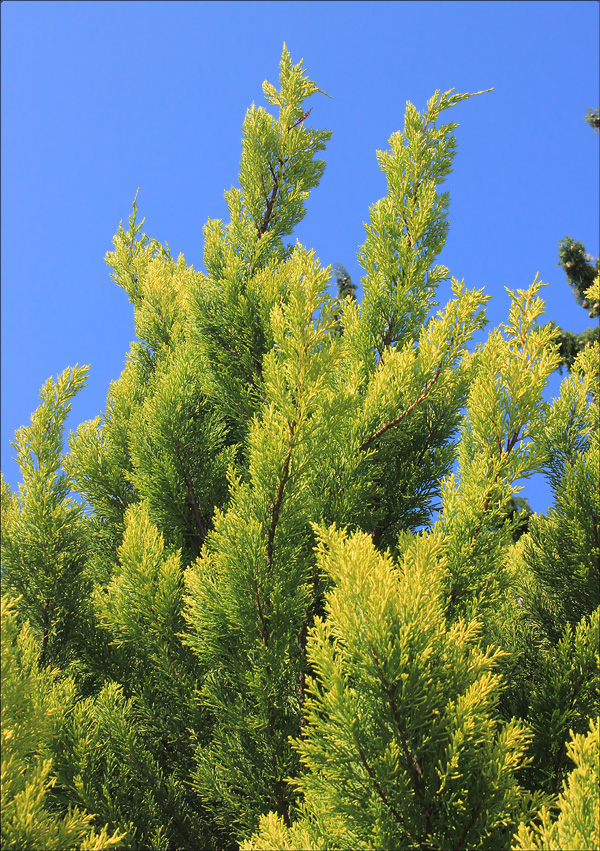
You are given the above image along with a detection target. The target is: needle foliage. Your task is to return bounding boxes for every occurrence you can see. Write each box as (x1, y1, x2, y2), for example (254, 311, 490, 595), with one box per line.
(2, 45, 598, 851)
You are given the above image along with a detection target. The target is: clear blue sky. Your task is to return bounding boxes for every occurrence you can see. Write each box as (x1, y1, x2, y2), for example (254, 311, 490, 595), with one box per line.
(2, 0, 598, 515)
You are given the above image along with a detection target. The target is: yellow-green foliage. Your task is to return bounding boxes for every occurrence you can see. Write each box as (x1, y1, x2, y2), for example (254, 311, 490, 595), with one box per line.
(241, 810, 321, 851)
(513, 718, 600, 851)
(584, 272, 600, 307)
(94, 502, 185, 659)
(1, 597, 126, 851)
(243, 526, 542, 850)
(1, 367, 92, 669)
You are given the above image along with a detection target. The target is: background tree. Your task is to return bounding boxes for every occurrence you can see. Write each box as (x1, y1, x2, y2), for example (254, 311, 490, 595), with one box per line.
(331, 263, 358, 335)
(585, 107, 599, 133)
(549, 109, 600, 372)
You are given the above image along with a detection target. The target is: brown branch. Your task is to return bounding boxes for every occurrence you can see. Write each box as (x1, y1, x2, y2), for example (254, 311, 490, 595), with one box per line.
(454, 790, 488, 851)
(260, 171, 270, 205)
(254, 417, 298, 653)
(357, 745, 407, 829)
(401, 211, 413, 250)
(290, 107, 312, 129)
(253, 575, 269, 646)
(173, 440, 206, 544)
(266, 419, 297, 566)
(368, 638, 429, 822)
(257, 106, 307, 240)
(258, 158, 281, 239)
(38, 599, 50, 668)
(357, 356, 447, 455)
(504, 425, 522, 455)
(232, 395, 253, 422)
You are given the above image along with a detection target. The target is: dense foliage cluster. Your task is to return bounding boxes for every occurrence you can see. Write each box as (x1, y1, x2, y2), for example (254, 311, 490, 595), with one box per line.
(2, 46, 599, 851)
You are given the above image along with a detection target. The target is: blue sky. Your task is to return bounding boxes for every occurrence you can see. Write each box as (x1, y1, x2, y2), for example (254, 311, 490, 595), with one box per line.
(1, 0, 598, 515)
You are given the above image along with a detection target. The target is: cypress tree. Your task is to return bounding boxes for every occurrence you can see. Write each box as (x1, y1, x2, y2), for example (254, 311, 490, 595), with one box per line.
(2, 44, 598, 851)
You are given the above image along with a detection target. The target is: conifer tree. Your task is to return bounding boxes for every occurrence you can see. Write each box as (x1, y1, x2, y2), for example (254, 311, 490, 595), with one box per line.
(585, 107, 599, 133)
(1, 366, 92, 670)
(331, 263, 358, 334)
(2, 44, 598, 851)
(548, 109, 600, 372)
(332, 263, 357, 302)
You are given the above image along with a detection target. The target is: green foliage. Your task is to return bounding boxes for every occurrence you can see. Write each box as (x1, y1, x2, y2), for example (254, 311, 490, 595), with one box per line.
(1, 596, 126, 851)
(332, 263, 357, 335)
(521, 611, 599, 796)
(332, 263, 357, 302)
(182, 246, 341, 840)
(2, 44, 599, 851)
(512, 718, 600, 851)
(126, 344, 236, 562)
(546, 104, 600, 372)
(357, 88, 490, 360)
(557, 237, 599, 312)
(522, 342, 599, 637)
(437, 279, 561, 625)
(552, 324, 600, 374)
(494, 342, 600, 797)
(585, 107, 599, 132)
(1, 366, 92, 669)
(283, 526, 540, 850)
(552, 238, 600, 373)
(50, 680, 219, 851)
(188, 43, 332, 447)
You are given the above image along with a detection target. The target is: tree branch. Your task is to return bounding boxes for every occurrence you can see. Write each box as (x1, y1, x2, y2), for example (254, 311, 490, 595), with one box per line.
(173, 440, 206, 545)
(357, 745, 408, 829)
(368, 638, 430, 825)
(258, 157, 282, 239)
(266, 419, 297, 566)
(256, 107, 308, 241)
(454, 790, 488, 851)
(357, 352, 448, 455)
(38, 599, 50, 668)
(253, 575, 269, 646)
(290, 107, 312, 129)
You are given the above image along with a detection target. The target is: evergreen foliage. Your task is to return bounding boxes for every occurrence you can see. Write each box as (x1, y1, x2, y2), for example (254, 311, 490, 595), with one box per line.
(1, 596, 126, 850)
(332, 263, 357, 302)
(332, 264, 357, 335)
(585, 107, 599, 133)
(547, 110, 600, 372)
(1, 366, 92, 670)
(513, 718, 600, 851)
(557, 237, 599, 313)
(2, 45, 598, 850)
